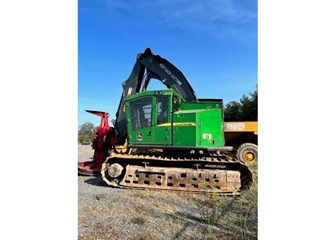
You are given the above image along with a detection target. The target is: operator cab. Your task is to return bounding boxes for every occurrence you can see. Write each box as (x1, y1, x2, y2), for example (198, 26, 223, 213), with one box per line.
(124, 90, 180, 145)
(124, 89, 225, 149)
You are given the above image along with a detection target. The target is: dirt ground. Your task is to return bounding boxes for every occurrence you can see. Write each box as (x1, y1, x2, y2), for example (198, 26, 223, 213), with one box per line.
(78, 144, 95, 164)
(78, 144, 257, 240)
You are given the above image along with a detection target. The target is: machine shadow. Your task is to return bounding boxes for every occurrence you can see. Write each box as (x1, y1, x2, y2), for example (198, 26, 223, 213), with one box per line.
(84, 177, 108, 187)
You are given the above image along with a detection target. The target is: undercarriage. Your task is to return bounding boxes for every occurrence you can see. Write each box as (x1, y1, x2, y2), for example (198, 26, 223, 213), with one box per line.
(101, 149, 252, 195)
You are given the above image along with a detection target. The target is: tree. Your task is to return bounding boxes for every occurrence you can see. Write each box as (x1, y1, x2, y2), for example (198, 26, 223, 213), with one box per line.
(224, 101, 243, 121)
(224, 86, 258, 121)
(78, 122, 95, 144)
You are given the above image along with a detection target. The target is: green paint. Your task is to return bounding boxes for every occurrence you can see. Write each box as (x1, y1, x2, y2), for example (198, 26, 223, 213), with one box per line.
(125, 90, 225, 148)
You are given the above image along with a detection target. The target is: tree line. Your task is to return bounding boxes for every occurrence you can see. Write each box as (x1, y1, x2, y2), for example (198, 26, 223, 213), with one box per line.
(78, 122, 95, 144)
(224, 86, 258, 121)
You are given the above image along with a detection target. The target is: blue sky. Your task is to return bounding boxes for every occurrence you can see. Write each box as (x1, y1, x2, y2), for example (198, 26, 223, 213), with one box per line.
(78, 0, 257, 126)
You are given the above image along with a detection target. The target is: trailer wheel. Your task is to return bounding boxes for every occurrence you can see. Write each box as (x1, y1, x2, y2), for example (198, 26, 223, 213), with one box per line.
(236, 143, 258, 165)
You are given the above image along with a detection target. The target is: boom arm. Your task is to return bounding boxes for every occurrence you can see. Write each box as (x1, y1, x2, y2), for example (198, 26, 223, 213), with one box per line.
(115, 48, 198, 143)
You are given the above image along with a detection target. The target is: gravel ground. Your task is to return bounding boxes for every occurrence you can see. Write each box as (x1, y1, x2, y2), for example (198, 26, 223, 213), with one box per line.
(78, 144, 257, 240)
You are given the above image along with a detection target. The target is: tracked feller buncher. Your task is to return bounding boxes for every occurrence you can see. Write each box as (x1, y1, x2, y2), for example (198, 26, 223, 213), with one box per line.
(78, 48, 253, 194)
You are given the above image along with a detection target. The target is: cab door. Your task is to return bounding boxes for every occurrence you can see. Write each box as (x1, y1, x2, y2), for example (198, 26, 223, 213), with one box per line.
(127, 96, 155, 145)
(153, 96, 172, 145)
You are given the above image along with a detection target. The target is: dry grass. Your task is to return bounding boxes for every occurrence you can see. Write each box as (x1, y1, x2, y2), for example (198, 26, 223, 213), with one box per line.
(78, 145, 258, 240)
(79, 173, 258, 239)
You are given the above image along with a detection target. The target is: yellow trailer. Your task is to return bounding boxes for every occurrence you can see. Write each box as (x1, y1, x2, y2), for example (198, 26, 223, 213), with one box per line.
(224, 121, 258, 166)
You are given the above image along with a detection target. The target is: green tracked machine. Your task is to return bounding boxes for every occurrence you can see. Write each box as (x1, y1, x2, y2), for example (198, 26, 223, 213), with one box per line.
(78, 48, 252, 194)
(125, 90, 224, 148)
